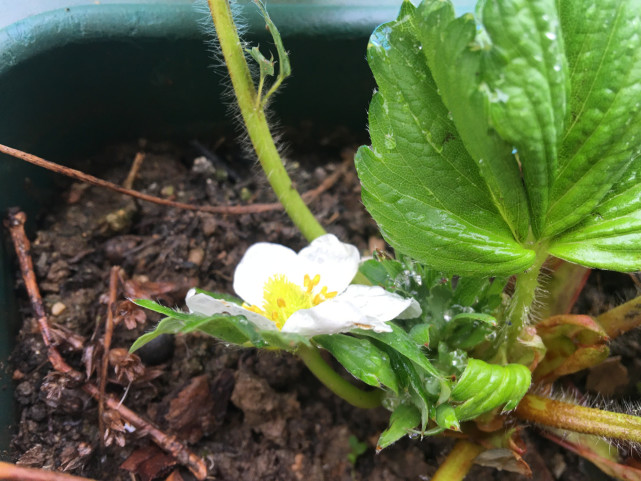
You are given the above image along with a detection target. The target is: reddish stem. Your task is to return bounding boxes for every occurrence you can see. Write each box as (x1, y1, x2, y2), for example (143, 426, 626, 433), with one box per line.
(597, 295, 641, 339)
(516, 394, 641, 443)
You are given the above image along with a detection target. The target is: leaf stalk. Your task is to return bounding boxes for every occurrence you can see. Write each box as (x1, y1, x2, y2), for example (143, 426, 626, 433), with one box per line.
(507, 244, 548, 347)
(296, 344, 384, 409)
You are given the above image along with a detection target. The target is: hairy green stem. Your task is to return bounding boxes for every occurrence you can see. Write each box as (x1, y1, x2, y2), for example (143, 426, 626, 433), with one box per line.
(516, 394, 641, 443)
(297, 344, 384, 409)
(431, 440, 483, 481)
(508, 245, 548, 344)
(207, 0, 325, 242)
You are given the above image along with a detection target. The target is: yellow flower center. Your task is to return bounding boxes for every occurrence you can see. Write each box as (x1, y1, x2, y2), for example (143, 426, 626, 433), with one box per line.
(244, 274, 337, 329)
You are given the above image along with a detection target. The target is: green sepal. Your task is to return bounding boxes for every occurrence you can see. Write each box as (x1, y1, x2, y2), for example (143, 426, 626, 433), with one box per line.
(192, 287, 243, 305)
(131, 299, 261, 348)
(386, 349, 433, 429)
(442, 313, 497, 350)
(314, 334, 399, 393)
(435, 403, 460, 431)
(354, 323, 443, 380)
(377, 403, 421, 451)
(130, 299, 310, 353)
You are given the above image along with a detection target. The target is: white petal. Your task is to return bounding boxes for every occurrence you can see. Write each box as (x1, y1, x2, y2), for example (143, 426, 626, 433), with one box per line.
(281, 285, 415, 336)
(281, 298, 369, 337)
(185, 289, 277, 331)
(335, 285, 420, 325)
(297, 234, 360, 294)
(233, 243, 301, 306)
(397, 298, 422, 319)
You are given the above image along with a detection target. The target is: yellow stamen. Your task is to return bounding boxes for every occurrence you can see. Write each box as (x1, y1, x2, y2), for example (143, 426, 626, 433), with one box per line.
(244, 273, 337, 330)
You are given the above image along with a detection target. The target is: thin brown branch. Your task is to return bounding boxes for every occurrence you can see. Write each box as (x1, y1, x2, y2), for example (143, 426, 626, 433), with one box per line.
(99, 266, 120, 446)
(0, 142, 347, 216)
(5, 210, 207, 481)
(0, 461, 97, 481)
(300, 152, 351, 201)
(0, 143, 281, 214)
(122, 152, 145, 190)
(4, 210, 82, 382)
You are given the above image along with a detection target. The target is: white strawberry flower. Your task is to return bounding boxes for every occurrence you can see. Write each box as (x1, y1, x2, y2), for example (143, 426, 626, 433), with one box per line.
(186, 234, 420, 337)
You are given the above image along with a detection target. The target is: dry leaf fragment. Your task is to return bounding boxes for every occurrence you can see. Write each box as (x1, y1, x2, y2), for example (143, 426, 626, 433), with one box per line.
(114, 300, 147, 329)
(59, 442, 93, 472)
(109, 348, 146, 384)
(161, 375, 216, 444)
(49, 323, 86, 351)
(41, 372, 89, 412)
(121, 445, 178, 481)
(102, 409, 128, 447)
(124, 277, 178, 300)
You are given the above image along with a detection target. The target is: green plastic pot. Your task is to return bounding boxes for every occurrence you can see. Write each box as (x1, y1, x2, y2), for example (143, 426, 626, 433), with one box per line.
(0, 0, 474, 454)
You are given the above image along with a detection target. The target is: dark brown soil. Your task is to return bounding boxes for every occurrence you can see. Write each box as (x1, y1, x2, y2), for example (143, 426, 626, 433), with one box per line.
(7, 129, 633, 480)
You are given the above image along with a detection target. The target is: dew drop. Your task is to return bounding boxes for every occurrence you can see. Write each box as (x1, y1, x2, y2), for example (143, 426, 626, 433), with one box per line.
(545, 32, 557, 40)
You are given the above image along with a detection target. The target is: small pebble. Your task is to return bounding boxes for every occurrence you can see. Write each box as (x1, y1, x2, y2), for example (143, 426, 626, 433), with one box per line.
(240, 187, 252, 202)
(161, 185, 175, 197)
(188, 247, 205, 266)
(200, 214, 217, 236)
(192, 156, 216, 175)
(51, 302, 67, 316)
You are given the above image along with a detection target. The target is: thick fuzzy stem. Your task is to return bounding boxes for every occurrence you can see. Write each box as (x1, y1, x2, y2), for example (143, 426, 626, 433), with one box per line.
(206, 0, 326, 242)
(508, 246, 548, 344)
(297, 344, 383, 409)
(516, 394, 641, 443)
(431, 440, 484, 481)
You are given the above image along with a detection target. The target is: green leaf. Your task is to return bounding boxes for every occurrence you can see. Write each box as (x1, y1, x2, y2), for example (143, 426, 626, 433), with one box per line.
(386, 348, 436, 428)
(260, 330, 310, 350)
(450, 359, 531, 421)
(132, 299, 202, 322)
(476, 0, 568, 237)
(377, 403, 421, 450)
(417, 1, 530, 241)
(314, 334, 399, 393)
(355, 1, 535, 276)
(131, 299, 262, 345)
(354, 323, 443, 380)
(358, 259, 391, 286)
(129, 317, 184, 353)
(442, 313, 497, 350)
(545, 0, 641, 239)
(548, 158, 641, 271)
(192, 287, 243, 305)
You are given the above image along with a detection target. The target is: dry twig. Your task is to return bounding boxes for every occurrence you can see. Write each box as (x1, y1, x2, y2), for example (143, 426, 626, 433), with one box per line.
(122, 152, 145, 190)
(0, 143, 347, 216)
(5, 210, 208, 480)
(0, 461, 97, 481)
(99, 266, 120, 446)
